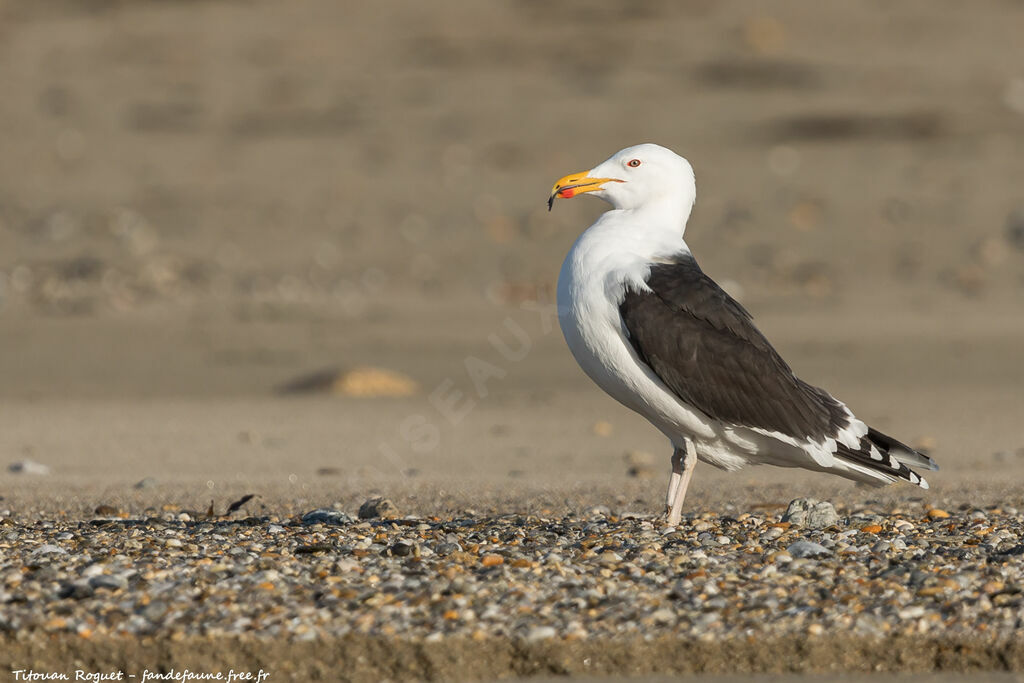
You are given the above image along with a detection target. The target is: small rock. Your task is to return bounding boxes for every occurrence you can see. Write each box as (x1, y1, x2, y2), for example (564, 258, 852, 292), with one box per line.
(898, 605, 926, 619)
(786, 540, 830, 558)
(301, 509, 355, 525)
(133, 477, 157, 490)
(8, 460, 51, 475)
(481, 554, 504, 567)
(624, 451, 655, 478)
(696, 612, 720, 627)
(927, 509, 951, 519)
(624, 450, 654, 467)
(140, 601, 167, 620)
(335, 367, 418, 397)
(358, 497, 399, 520)
(782, 498, 839, 529)
(57, 581, 93, 600)
(434, 542, 461, 556)
(626, 465, 654, 479)
(31, 544, 68, 558)
(525, 625, 557, 642)
(80, 564, 106, 578)
(316, 467, 342, 477)
(88, 574, 127, 591)
(650, 608, 676, 625)
(278, 366, 418, 397)
(390, 540, 415, 557)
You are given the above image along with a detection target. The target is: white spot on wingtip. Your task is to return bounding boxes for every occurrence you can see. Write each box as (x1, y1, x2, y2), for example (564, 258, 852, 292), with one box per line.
(919, 476, 930, 490)
(908, 472, 919, 484)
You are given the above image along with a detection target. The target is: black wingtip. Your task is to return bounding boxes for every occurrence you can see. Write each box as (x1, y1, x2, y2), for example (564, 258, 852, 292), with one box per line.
(867, 426, 939, 471)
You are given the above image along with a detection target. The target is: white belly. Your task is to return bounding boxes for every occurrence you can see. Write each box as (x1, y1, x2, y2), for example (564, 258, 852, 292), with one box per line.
(556, 233, 722, 450)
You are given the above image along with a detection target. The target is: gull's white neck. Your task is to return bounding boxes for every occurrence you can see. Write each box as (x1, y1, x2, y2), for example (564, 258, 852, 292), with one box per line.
(584, 197, 692, 263)
(556, 196, 694, 430)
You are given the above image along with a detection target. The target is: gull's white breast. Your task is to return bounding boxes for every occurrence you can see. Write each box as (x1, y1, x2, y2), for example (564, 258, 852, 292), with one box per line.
(555, 213, 721, 448)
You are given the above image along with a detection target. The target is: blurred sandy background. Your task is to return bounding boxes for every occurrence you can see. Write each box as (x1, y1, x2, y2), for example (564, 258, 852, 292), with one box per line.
(1, 0, 1023, 514)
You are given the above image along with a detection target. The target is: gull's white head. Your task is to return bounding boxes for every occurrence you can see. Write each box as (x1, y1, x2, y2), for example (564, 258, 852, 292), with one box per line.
(549, 143, 696, 217)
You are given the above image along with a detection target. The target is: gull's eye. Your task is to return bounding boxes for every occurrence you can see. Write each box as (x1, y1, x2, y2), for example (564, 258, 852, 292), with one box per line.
(627, 159, 641, 168)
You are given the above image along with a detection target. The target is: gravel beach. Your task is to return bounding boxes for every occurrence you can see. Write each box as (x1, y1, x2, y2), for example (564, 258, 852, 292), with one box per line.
(3, 487, 1024, 681)
(3, 0, 1024, 680)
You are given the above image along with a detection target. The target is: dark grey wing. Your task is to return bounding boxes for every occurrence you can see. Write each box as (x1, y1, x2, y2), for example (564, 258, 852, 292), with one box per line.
(619, 254, 937, 483)
(619, 254, 850, 440)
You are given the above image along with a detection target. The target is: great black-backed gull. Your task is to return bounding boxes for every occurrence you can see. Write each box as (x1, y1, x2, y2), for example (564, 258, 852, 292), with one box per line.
(549, 143, 937, 525)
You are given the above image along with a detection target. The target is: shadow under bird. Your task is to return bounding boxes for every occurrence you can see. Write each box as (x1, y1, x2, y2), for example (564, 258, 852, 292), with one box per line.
(549, 143, 938, 525)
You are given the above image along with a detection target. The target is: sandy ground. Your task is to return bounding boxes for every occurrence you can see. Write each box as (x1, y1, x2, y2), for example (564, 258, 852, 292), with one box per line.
(1, 0, 1024, 680)
(4, 636, 1024, 683)
(2, 294, 1023, 514)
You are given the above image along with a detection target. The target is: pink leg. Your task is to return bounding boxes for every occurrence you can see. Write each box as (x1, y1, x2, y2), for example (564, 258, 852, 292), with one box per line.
(665, 449, 683, 512)
(666, 442, 696, 526)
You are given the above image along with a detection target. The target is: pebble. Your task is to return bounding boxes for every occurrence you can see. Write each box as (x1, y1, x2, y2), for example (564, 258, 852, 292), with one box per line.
(390, 540, 416, 557)
(31, 544, 68, 557)
(359, 497, 400, 520)
(650, 608, 676, 624)
(8, 460, 52, 475)
(301, 509, 355, 525)
(781, 498, 839, 529)
(624, 450, 656, 479)
(88, 574, 127, 591)
(526, 626, 557, 642)
(0, 497, 1020, 645)
(786, 540, 830, 558)
(435, 542, 461, 556)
